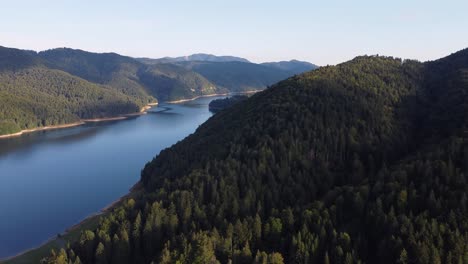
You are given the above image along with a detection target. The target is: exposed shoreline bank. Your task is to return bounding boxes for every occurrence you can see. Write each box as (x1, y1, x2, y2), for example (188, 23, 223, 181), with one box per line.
(64, 182, 141, 233)
(0, 91, 261, 139)
(0, 182, 142, 262)
(1, 91, 262, 262)
(0, 102, 159, 140)
(166, 89, 261, 104)
(166, 92, 230, 104)
(0, 122, 86, 139)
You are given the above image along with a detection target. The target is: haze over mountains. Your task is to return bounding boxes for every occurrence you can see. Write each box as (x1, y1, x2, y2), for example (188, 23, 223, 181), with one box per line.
(42, 48, 468, 264)
(138, 53, 251, 64)
(0, 46, 316, 136)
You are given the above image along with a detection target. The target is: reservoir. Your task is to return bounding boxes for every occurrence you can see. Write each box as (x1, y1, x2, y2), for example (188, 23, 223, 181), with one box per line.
(0, 96, 223, 259)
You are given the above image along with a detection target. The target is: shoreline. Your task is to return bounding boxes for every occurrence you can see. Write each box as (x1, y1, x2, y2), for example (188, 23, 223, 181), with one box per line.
(166, 92, 230, 104)
(0, 122, 85, 139)
(166, 89, 261, 104)
(0, 182, 142, 262)
(0, 102, 159, 140)
(0, 91, 260, 261)
(0, 90, 260, 139)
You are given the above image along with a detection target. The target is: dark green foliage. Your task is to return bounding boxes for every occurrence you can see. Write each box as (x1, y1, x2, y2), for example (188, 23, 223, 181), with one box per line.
(39, 48, 156, 104)
(0, 46, 41, 71)
(0, 120, 21, 135)
(0, 67, 141, 134)
(39, 48, 230, 103)
(0, 46, 307, 136)
(261, 60, 318, 75)
(39, 48, 154, 106)
(138, 53, 250, 64)
(39, 48, 307, 102)
(138, 63, 220, 101)
(179, 61, 298, 92)
(44, 50, 468, 263)
(140, 56, 315, 94)
(0, 46, 151, 135)
(208, 95, 248, 112)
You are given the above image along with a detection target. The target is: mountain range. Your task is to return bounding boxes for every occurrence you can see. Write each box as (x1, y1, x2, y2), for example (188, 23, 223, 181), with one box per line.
(0, 46, 317, 136)
(138, 53, 251, 64)
(42, 48, 468, 263)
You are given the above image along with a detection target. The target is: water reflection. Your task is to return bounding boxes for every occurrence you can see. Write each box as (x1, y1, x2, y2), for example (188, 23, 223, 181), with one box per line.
(0, 96, 223, 258)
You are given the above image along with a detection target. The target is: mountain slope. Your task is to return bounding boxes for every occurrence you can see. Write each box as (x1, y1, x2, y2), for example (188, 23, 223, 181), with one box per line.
(0, 67, 141, 135)
(39, 48, 224, 103)
(138, 63, 221, 101)
(0, 46, 316, 136)
(0, 46, 41, 71)
(138, 56, 318, 92)
(0, 47, 143, 135)
(261, 59, 318, 75)
(39, 48, 155, 106)
(420, 48, 468, 139)
(179, 61, 297, 92)
(0, 46, 314, 135)
(44, 50, 468, 263)
(137, 53, 250, 64)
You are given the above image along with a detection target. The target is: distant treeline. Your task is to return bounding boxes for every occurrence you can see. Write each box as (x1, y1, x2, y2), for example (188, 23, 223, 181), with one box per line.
(208, 95, 248, 112)
(0, 46, 315, 135)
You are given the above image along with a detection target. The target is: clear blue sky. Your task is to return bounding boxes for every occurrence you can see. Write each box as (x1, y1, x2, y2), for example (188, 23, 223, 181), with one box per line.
(1, 0, 467, 65)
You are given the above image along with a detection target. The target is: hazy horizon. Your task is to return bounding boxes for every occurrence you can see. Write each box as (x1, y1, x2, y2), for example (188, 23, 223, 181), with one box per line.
(2, 0, 468, 65)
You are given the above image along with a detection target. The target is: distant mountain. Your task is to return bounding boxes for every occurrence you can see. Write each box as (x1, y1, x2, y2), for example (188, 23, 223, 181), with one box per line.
(178, 61, 295, 92)
(138, 53, 250, 64)
(262, 59, 318, 74)
(0, 46, 315, 135)
(138, 55, 318, 92)
(0, 47, 142, 135)
(38, 48, 221, 101)
(139, 63, 220, 102)
(0, 46, 41, 71)
(39, 48, 154, 106)
(0, 46, 218, 135)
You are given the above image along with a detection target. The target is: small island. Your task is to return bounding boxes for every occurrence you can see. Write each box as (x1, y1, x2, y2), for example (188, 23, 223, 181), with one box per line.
(208, 95, 248, 112)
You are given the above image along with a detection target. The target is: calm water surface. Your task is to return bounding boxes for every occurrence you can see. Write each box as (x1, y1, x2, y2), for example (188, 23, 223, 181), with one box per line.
(0, 96, 222, 258)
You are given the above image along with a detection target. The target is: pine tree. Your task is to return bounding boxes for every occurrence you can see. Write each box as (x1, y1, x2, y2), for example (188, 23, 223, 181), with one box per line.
(95, 242, 107, 264)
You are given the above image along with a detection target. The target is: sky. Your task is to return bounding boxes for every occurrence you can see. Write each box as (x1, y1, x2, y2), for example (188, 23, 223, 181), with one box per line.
(1, 0, 467, 65)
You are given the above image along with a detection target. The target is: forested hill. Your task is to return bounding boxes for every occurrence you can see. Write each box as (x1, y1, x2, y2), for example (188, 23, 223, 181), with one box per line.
(45, 49, 468, 263)
(176, 61, 299, 93)
(0, 46, 312, 136)
(261, 60, 318, 75)
(137, 56, 317, 92)
(138, 53, 251, 64)
(41, 48, 316, 99)
(38, 48, 217, 103)
(0, 47, 145, 136)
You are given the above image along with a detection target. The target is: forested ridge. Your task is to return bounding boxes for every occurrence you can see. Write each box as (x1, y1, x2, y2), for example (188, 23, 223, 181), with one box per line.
(177, 61, 300, 93)
(208, 95, 248, 113)
(0, 67, 143, 135)
(138, 63, 219, 102)
(261, 60, 318, 75)
(38, 48, 218, 104)
(0, 45, 148, 135)
(0, 46, 153, 135)
(0, 46, 311, 136)
(42, 49, 468, 264)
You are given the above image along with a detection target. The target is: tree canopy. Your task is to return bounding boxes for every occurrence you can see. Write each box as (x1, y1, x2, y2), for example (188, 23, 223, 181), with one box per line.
(43, 49, 468, 263)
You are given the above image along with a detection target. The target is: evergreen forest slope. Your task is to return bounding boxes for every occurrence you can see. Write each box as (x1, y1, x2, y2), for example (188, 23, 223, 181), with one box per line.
(0, 47, 311, 135)
(44, 49, 468, 263)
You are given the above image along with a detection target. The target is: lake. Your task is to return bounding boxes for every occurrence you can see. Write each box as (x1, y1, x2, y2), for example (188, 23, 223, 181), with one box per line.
(0, 96, 223, 259)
